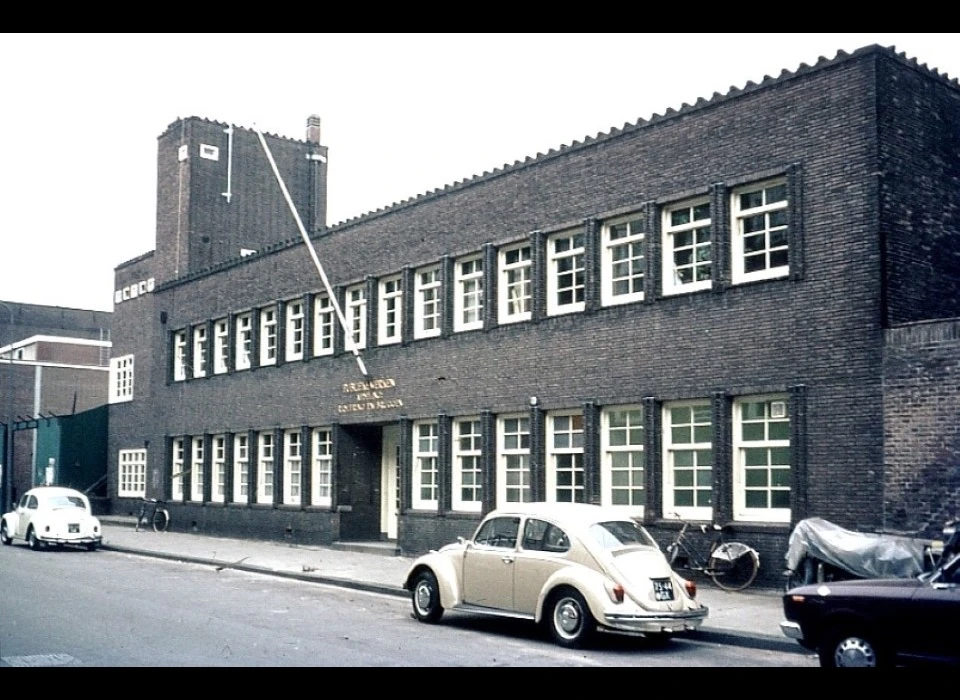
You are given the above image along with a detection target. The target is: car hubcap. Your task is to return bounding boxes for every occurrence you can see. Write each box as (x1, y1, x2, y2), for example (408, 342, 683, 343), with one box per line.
(415, 582, 433, 613)
(835, 637, 876, 667)
(555, 599, 582, 636)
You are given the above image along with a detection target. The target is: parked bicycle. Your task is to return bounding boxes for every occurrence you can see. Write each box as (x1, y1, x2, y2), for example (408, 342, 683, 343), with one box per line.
(135, 497, 170, 533)
(665, 514, 760, 591)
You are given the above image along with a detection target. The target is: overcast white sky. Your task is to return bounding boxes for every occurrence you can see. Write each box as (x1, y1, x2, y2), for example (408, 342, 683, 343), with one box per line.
(1, 33, 957, 312)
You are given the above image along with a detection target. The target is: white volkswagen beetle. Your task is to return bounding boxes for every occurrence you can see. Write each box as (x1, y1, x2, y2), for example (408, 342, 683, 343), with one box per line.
(1, 486, 102, 551)
(403, 502, 708, 648)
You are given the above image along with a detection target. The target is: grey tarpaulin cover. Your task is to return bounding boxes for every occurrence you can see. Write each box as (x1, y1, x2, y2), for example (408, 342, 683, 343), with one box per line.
(784, 517, 927, 579)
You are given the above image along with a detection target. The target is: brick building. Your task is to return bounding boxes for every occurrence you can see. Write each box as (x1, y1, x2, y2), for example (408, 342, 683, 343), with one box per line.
(107, 45, 960, 585)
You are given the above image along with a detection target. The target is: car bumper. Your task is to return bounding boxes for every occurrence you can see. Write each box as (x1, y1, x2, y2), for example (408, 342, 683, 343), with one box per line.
(780, 620, 804, 641)
(603, 606, 709, 634)
(39, 535, 102, 545)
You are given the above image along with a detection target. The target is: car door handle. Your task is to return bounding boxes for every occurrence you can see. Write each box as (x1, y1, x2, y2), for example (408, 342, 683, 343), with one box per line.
(501, 555, 515, 564)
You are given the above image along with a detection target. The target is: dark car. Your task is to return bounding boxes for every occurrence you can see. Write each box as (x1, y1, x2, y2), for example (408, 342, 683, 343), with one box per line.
(780, 522, 960, 667)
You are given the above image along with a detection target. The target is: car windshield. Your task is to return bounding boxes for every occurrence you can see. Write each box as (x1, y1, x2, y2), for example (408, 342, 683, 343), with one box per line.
(47, 495, 86, 510)
(588, 520, 658, 550)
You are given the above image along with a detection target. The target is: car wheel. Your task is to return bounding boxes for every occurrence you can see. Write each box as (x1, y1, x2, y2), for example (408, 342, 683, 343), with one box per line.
(86, 542, 98, 552)
(27, 527, 44, 551)
(819, 625, 887, 668)
(548, 588, 595, 648)
(411, 570, 444, 623)
(0, 521, 11, 546)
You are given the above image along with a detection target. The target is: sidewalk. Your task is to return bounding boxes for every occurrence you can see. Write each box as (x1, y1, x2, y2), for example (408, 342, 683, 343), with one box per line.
(98, 518, 803, 656)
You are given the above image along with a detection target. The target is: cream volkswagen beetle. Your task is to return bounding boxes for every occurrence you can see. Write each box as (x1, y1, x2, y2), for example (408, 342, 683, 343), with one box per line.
(403, 502, 708, 648)
(0, 486, 102, 551)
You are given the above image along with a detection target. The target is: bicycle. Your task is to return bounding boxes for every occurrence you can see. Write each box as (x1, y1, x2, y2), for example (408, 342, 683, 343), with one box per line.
(135, 498, 170, 533)
(665, 514, 760, 591)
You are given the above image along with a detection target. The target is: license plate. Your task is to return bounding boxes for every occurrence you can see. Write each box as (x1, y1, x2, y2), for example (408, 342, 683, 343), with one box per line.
(68, 524, 79, 534)
(652, 579, 674, 601)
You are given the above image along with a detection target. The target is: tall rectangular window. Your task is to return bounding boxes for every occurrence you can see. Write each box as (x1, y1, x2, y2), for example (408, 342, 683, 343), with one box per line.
(547, 412, 585, 502)
(734, 395, 791, 522)
(345, 285, 366, 351)
(212, 435, 226, 503)
(547, 230, 585, 315)
(233, 434, 249, 502)
(313, 293, 334, 356)
(454, 256, 484, 332)
(663, 200, 711, 295)
(286, 301, 304, 361)
(235, 313, 253, 371)
(109, 355, 134, 403)
(259, 307, 277, 366)
(412, 420, 439, 509)
(173, 331, 187, 381)
(257, 431, 274, 504)
(414, 266, 441, 339)
(497, 415, 531, 505)
(118, 449, 146, 497)
(453, 417, 482, 512)
(498, 243, 532, 324)
(732, 179, 789, 283)
(193, 325, 207, 379)
(172, 437, 185, 501)
(284, 429, 302, 506)
(662, 401, 713, 520)
(378, 276, 402, 345)
(601, 406, 645, 515)
(191, 436, 204, 502)
(311, 427, 333, 506)
(213, 319, 229, 374)
(601, 215, 645, 305)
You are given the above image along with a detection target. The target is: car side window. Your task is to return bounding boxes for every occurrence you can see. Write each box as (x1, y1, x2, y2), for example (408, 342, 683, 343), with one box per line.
(521, 519, 570, 553)
(473, 516, 520, 549)
(27, 495, 38, 510)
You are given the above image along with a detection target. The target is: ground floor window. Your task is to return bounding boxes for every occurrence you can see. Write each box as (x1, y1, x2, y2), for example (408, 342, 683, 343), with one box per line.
(662, 401, 713, 521)
(118, 449, 146, 498)
(453, 417, 482, 512)
(497, 414, 530, 505)
(212, 435, 226, 503)
(284, 429, 302, 506)
(233, 434, 249, 502)
(733, 395, 791, 523)
(257, 431, 274, 504)
(191, 436, 204, 502)
(547, 411, 585, 503)
(412, 420, 439, 509)
(311, 428, 333, 506)
(171, 438, 185, 501)
(601, 405, 645, 515)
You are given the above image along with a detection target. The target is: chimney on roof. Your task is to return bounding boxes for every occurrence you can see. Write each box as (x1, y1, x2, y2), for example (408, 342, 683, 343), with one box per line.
(306, 114, 321, 144)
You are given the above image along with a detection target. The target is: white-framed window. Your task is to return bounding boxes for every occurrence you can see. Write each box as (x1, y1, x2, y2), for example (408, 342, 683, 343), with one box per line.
(547, 229, 585, 315)
(498, 242, 532, 324)
(285, 301, 304, 362)
(311, 427, 333, 507)
(345, 284, 366, 351)
(733, 395, 791, 523)
(191, 436, 204, 502)
(453, 417, 482, 512)
(497, 414, 531, 505)
(212, 435, 226, 503)
(731, 179, 789, 284)
(414, 265, 441, 339)
(173, 331, 187, 381)
(412, 420, 439, 509)
(547, 412, 585, 503)
(109, 354, 134, 403)
(662, 200, 712, 295)
(233, 434, 249, 502)
(235, 313, 253, 371)
(257, 431, 274, 504)
(213, 319, 229, 374)
(259, 307, 277, 366)
(118, 449, 146, 497)
(601, 405, 645, 515)
(313, 293, 334, 356)
(283, 429, 302, 506)
(192, 325, 207, 379)
(662, 401, 713, 521)
(378, 275, 403, 345)
(601, 215, 645, 305)
(454, 256, 484, 332)
(172, 437, 185, 501)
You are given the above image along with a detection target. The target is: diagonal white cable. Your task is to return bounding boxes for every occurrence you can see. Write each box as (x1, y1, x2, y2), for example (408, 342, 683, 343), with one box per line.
(253, 125, 368, 378)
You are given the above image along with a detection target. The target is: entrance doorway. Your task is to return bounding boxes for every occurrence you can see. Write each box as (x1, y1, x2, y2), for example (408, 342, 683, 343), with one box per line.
(380, 425, 399, 540)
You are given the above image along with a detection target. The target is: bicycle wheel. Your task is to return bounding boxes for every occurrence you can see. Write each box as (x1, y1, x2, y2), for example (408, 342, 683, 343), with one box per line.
(709, 542, 759, 591)
(152, 507, 170, 533)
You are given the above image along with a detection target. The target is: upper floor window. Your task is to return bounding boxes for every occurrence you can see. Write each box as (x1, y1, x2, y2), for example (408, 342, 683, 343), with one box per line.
(547, 412, 585, 503)
(662, 200, 711, 295)
(733, 395, 791, 523)
(453, 417, 482, 512)
(109, 354, 134, 403)
(313, 293, 334, 357)
(235, 313, 253, 371)
(118, 448, 146, 497)
(412, 420, 439, 509)
(286, 301, 304, 362)
(173, 331, 187, 381)
(497, 414, 531, 506)
(732, 179, 788, 284)
(283, 429, 302, 506)
(192, 325, 207, 379)
(213, 319, 229, 374)
(378, 276, 403, 346)
(454, 256, 484, 332)
(414, 266, 441, 339)
(498, 243, 532, 324)
(601, 216, 645, 305)
(547, 230, 585, 315)
(662, 401, 713, 521)
(601, 406, 645, 515)
(345, 285, 366, 351)
(259, 307, 277, 366)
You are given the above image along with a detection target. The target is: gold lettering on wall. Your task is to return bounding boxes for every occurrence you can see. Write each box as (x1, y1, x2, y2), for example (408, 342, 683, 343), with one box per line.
(337, 377, 403, 414)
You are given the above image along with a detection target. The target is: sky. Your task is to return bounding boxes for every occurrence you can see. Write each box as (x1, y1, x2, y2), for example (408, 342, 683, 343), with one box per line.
(1, 33, 958, 313)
